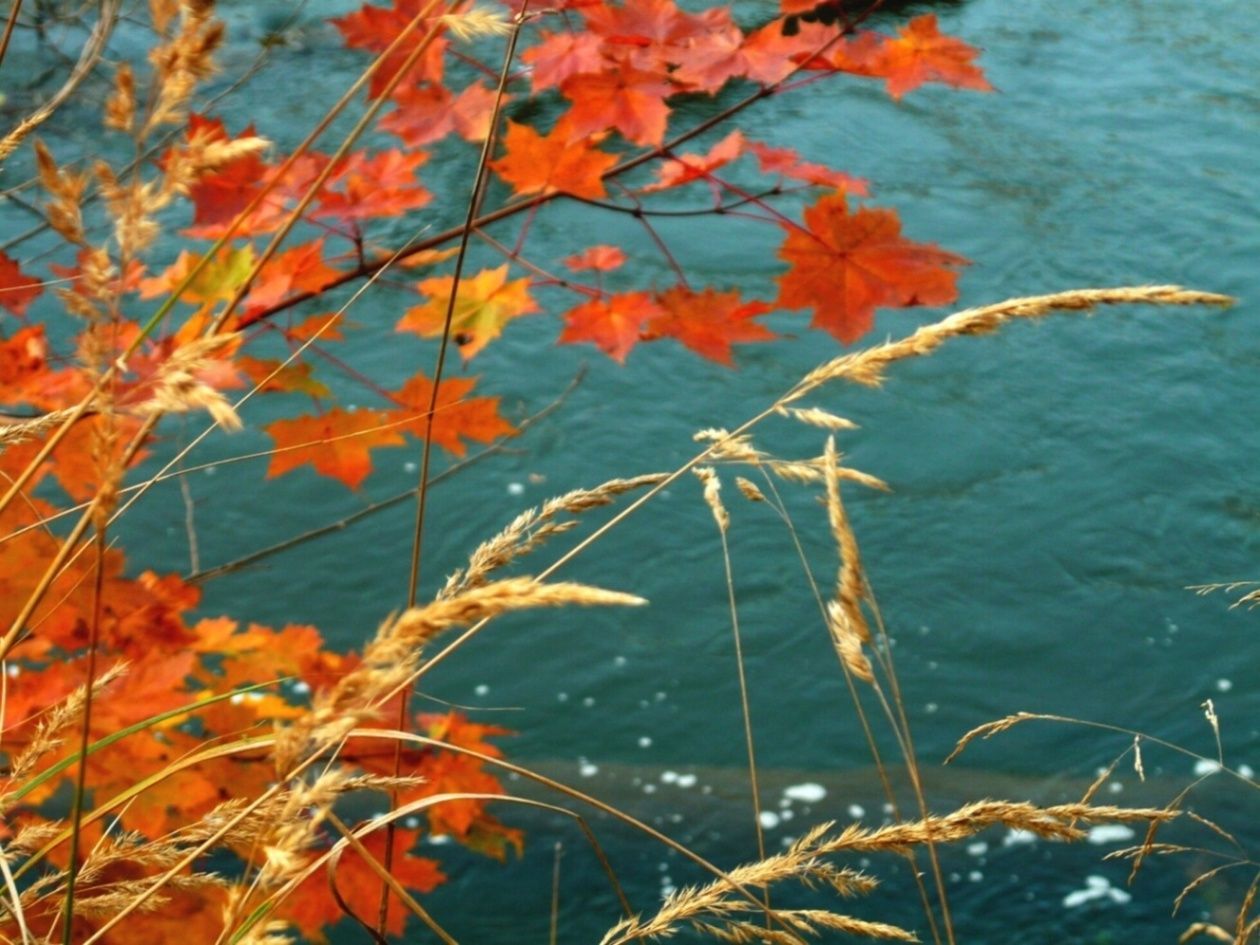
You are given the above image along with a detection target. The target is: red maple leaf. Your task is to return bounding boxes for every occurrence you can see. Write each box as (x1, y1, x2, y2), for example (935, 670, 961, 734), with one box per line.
(331, 0, 447, 97)
(521, 30, 604, 92)
(490, 121, 617, 200)
(314, 149, 432, 223)
(0, 251, 43, 316)
(646, 285, 774, 365)
(775, 192, 967, 342)
(558, 291, 665, 362)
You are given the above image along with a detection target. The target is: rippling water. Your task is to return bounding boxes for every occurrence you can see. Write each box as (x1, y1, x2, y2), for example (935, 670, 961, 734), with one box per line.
(28, 0, 1258, 939)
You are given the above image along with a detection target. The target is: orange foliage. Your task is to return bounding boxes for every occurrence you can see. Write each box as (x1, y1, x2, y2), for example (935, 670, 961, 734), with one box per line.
(0, 0, 989, 938)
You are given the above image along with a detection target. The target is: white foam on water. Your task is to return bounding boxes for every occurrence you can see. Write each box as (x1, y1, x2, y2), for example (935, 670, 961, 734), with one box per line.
(1108, 781, 1123, 794)
(582, 696, 596, 707)
(557, 692, 568, 702)
(847, 803, 865, 820)
(966, 842, 988, 857)
(292, 680, 310, 695)
(1240, 764, 1255, 780)
(1194, 759, 1223, 776)
(1086, 824, 1135, 845)
(579, 760, 599, 778)
(661, 770, 678, 784)
(638, 736, 653, 748)
(1062, 875, 1130, 909)
(1003, 828, 1037, 847)
(968, 871, 983, 883)
(403, 461, 416, 473)
(759, 811, 781, 829)
(676, 774, 697, 788)
(614, 655, 627, 667)
(474, 683, 489, 696)
(427, 834, 451, 846)
(780, 809, 794, 821)
(1216, 678, 1233, 692)
(783, 782, 827, 803)
(507, 481, 525, 496)
(643, 783, 657, 794)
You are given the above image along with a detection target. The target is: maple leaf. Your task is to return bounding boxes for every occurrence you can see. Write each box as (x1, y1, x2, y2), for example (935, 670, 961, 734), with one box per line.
(521, 30, 604, 92)
(645, 285, 774, 365)
(265, 407, 405, 489)
(855, 15, 992, 99)
(747, 140, 868, 194)
(176, 115, 285, 239)
(391, 372, 515, 455)
(331, 0, 447, 97)
(647, 130, 744, 191)
(775, 191, 968, 342)
(490, 121, 617, 200)
(558, 291, 664, 362)
(397, 265, 539, 360)
(559, 67, 674, 146)
(670, 21, 751, 92)
(314, 149, 432, 223)
(0, 251, 43, 316)
(564, 245, 627, 272)
(281, 828, 444, 938)
(138, 246, 256, 305)
(236, 356, 331, 397)
(244, 238, 341, 311)
(284, 312, 345, 342)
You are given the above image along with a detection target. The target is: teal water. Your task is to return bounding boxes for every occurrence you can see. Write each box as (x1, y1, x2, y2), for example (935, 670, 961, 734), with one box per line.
(12, 0, 1260, 940)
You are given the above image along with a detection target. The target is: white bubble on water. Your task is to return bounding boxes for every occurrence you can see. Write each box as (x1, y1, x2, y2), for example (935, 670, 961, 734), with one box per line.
(507, 481, 525, 496)
(758, 811, 780, 830)
(474, 684, 489, 696)
(661, 771, 678, 784)
(638, 735, 653, 748)
(1217, 678, 1233, 692)
(676, 774, 697, 788)
(1086, 825, 1134, 845)
(579, 760, 599, 778)
(1194, 759, 1223, 776)
(783, 783, 826, 803)
(847, 804, 865, 820)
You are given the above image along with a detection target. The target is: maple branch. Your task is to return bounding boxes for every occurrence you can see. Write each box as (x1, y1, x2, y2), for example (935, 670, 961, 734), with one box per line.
(183, 366, 584, 584)
(568, 186, 788, 217)
(234, 29, 858, 331)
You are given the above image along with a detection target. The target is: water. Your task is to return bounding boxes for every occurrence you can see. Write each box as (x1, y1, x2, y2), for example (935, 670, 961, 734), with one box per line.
(15, 0, 1260, 940)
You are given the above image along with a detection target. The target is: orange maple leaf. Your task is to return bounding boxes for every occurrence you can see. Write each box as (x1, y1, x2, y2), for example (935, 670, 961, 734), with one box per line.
(281, 828, 444, 938)
(265, 407, 406, 489)
(0, 251, 43, 316)
(559, 67, 674, 146)
(391, 372, 516, 456)
(647, 130, 743, 191)
(314, 149, 432, 223)
(747, 140, 868, 194)
(331, 0, 447, 97)
(397, 265, 539, 360)
(564, 245, 627, 272)
(490, 121, 617, 200)
(244, 239, 341, 311)
(558, 291, 664, 362)
(775, 192, 967, 343)
(236, 356, 330, 397)
(646, 286, 774, 365)
(853, 15, 992, 99)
